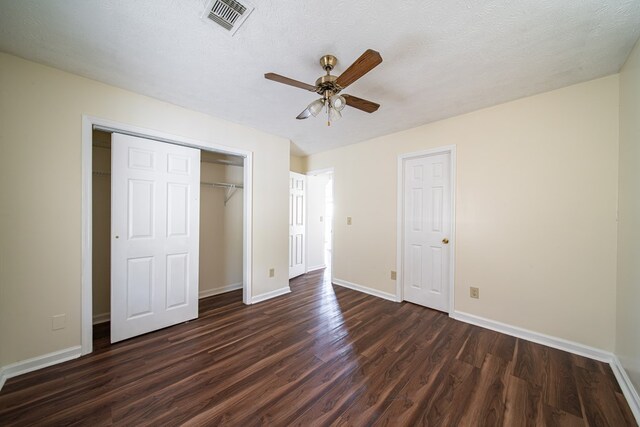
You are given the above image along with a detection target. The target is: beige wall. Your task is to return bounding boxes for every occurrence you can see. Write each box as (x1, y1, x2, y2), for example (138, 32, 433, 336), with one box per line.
(290, 155, 306, 173)
(200, 162, 243, 293)
(0, 53, 290, 367)
(306, 75, 620, 351)
(617, 38, 640, 389)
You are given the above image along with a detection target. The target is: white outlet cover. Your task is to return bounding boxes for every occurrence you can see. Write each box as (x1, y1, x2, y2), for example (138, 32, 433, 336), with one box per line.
(52, 314, 66, 330)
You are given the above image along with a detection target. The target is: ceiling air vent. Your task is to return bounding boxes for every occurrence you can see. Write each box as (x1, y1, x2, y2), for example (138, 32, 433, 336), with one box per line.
(202, 0, 254, 36)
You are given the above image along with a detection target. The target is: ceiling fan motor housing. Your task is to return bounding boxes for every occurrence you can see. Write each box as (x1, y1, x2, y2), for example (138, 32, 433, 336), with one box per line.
(315, 74, 342, 95)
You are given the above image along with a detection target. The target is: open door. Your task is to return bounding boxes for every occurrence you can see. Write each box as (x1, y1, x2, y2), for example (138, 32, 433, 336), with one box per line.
(289, 172, 306, 278)
(111, 133, 200, 343)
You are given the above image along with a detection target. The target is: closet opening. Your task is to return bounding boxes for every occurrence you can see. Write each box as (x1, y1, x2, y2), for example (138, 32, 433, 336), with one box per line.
(90, 128, 246, 347)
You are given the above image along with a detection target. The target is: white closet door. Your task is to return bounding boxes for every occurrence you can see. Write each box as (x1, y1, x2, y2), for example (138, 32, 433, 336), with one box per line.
(111, 133, 200, 343)
(403, 153, 451, 312)
(289, 172, 306, 278)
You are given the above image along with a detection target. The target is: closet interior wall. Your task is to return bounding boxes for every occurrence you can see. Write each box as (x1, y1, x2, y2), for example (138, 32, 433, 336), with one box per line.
(92, 131, 111, 320)
(199, 157, 244, 296)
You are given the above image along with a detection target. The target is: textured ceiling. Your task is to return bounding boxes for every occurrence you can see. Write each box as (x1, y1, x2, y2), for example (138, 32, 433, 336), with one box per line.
(1, 1, 639, 156)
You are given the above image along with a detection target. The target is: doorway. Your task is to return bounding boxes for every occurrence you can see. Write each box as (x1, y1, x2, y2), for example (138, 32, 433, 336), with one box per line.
(323, 174, 333, 276)
(306, 169, 334, 282)
(82, 116, 253, 354)
(397, 147, 456, 312)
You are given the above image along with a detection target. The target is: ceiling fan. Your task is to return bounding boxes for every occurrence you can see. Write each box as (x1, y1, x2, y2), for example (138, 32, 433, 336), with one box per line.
(264, 49, 383, 126)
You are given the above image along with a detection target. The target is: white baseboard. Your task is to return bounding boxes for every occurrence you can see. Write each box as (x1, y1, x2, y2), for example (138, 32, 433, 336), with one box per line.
(611, 355, 640, 423)
(450, 311, 612, 362)
(199, 282, 243, 299)
(332, 278, 397, 302)
(251, 286, 291, 304)
(93, 312, 110, 325)
(0, 346, 82, 392)
(306, 265, 326, 273)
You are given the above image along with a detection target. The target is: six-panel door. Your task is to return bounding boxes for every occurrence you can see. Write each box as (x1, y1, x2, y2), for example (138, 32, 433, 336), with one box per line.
(289, 172, 306, 278)
(111, 133, 201, 343)
(403, 153, 451, 312)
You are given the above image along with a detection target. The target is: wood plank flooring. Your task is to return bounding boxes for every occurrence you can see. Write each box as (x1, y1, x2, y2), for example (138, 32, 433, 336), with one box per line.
(0, 269, 636, 426)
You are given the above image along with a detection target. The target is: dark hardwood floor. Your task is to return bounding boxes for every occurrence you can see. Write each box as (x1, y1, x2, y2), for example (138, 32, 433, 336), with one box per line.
(0, 269, 636, 426)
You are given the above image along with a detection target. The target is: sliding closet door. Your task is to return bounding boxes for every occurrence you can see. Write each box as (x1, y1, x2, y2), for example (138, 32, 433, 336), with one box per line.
(111, 133, 200, 343)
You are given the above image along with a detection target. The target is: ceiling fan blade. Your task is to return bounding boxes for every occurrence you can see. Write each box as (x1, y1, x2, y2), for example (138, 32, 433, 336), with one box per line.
(343, 95, 380, 113)
(296, 108, 311, 120)
(264, 73, 317, 92)
(336, 49, 383, 89)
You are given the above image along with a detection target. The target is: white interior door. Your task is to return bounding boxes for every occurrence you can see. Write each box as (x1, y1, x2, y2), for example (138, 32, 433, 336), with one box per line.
(111, 133, 200, 343)
(403, 153, 451, 311)
(289, 172, 306, 278)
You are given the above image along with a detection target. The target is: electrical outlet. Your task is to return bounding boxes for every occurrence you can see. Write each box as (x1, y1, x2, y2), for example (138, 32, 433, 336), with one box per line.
(347, 216, 352, 225)
(269, 268, 275, 278)
(320, 216, 323, 222)
(470, 287, 480, 299)
(52, 314, 66, 330)
(390, 271, 397, 280)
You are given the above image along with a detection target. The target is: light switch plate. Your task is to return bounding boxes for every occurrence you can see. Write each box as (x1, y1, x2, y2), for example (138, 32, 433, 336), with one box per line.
(347, 217, 352, 225)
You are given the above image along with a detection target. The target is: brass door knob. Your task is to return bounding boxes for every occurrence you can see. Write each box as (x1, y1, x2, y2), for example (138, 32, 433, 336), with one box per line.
(442, 238, 449, 244)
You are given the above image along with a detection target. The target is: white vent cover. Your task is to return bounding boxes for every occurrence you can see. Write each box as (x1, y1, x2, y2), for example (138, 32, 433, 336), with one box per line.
(202, 0, 254, 36)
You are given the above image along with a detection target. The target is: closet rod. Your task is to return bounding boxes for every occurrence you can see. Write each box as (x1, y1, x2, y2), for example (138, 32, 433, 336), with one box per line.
(201, 182, 243, 206)
(200, 182, 243, 189)
(92, 171, 241, 205)
(92, 172, 243, 191)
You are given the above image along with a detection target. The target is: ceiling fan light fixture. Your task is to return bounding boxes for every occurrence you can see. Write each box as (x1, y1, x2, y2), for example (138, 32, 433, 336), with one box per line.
(296, 108, 311, 120)
(329, 107, 342, 122)
(308, 98, 325, 117)
(330, 95, 346, 111)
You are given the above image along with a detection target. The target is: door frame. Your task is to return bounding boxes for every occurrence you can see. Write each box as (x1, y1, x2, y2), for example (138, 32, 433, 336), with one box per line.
(81, 115, 253, 355)
(396, 145, 456, 312)
(305, 168, 335, 283)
